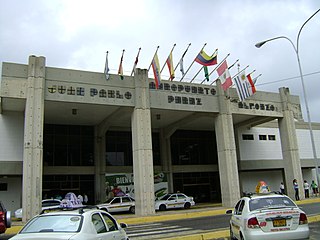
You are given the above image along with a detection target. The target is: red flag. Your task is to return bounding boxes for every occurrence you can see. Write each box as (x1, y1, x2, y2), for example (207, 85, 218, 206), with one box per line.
(217, 60, 232, 91)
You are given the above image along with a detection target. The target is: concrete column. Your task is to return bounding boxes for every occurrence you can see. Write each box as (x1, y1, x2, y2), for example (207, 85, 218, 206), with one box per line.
(22, 56, 46, 222)
(278, 87, 304, 200)
(215, 80, 240, 207)
(160, 129, 173, 192)
(131, 68, 155, 216)
(94, 127, 107, 204)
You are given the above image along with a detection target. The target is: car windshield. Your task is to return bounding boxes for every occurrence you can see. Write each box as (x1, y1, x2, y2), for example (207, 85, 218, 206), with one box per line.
(105, 198, 115, 204)
(159, 194, 171, 200)
(21, 215, 82, 233)
(249, 196, 296, 211)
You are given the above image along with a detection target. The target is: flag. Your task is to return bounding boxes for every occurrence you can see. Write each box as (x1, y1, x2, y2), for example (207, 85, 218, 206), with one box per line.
(131, 48, 141, 76)
(195, 50, 218, 66)
(204, 66, 209, 81)
(104, 52, 110, 80)
(118, 51, 124, 80)
(179, 46, 189, 76)
(233, 72, 257, 101)
(217, 60, 232, 91)
(151, 53, 161, 89)
(166, 52, 175, 80)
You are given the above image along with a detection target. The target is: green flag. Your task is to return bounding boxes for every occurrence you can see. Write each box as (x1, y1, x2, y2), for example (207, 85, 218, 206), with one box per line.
(204, 66, 209, 81)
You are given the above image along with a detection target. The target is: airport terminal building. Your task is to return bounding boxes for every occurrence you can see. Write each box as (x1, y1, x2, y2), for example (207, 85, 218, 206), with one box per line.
(1, 55, 319, 220)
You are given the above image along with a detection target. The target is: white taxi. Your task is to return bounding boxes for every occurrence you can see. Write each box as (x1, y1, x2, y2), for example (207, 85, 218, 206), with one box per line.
(227, 192, 310, 240)
(10, 207, 129, 240)
(97, 196, 135, 214)
(155, 193, 195, 211)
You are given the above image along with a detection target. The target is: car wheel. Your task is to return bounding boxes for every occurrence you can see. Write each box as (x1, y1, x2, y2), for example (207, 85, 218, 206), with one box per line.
(129, 206, 135, 214)
(184, 202, 191, 209)
(229, 226, 236, 240)
(159, 204, 166, 211)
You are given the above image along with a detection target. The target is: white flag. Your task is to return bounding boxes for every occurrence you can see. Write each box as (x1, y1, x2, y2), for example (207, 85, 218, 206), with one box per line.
(233, 71, 256, 101)
(104, 52, 110, 80)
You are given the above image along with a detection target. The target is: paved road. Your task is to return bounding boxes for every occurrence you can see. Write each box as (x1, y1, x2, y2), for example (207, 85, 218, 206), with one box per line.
(125, 202, 320, 239)
(1, 202, 319, 240)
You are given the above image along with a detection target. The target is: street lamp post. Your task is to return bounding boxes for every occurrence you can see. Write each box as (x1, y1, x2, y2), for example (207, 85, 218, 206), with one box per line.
(255, 8, 320, 187)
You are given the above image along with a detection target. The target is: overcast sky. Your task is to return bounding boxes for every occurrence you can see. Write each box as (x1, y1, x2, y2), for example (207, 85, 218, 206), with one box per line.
(1, 0, 320, 122)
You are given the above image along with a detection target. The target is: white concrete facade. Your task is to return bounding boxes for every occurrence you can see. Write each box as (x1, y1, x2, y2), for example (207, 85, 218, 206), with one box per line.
(1, 56, 320, 220)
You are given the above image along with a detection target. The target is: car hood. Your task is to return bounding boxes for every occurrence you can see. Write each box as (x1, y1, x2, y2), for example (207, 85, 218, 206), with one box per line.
(10, 232, 77, 240)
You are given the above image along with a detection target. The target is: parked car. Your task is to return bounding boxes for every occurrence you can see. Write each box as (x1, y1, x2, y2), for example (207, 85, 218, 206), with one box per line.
(155, 193, 195, 211)
(97, 196, 135, 214)
(14, 199, 61, 219)
(0, 200, 11, 234)
(9, 207, 129, 240)
(226, 192, 310, 240)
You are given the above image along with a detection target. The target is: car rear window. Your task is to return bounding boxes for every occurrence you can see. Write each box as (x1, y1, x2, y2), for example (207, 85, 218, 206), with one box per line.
(249, 196, 296, 211)
(21, 215, 82, 233)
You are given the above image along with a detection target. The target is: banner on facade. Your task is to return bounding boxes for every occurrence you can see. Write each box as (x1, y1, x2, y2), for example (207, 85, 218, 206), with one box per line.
(105, 172, 168, 199)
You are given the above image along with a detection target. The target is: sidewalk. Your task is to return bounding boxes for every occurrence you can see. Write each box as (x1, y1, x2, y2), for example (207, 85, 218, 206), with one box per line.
(5, 197, 320, 239)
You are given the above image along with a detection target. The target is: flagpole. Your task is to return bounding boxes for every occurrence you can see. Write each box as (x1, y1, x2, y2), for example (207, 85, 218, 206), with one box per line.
(190, 48, 218, 83)
(228, 59, 239, 70)
(130, 47, 141, 76)
(253, 73, 262, 84)
(200, 53, 230, 85)
(180, 43, 207, 82)
(148, 46, 160, 71)
(160, 44, 176, 73)
(174, 43, 191, 71)
(232, 65, 249, 78)
(247, 69, 256, 76)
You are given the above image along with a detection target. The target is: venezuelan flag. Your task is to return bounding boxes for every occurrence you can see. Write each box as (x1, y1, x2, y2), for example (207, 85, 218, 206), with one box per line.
(195, 50, 218, 66)
(151, 53, 161, 89)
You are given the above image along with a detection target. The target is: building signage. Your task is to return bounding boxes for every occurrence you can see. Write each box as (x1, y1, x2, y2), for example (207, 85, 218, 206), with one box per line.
(238, 102, 276, 111)
(47, 85, 133, 100)
(149, 82, 216, 106)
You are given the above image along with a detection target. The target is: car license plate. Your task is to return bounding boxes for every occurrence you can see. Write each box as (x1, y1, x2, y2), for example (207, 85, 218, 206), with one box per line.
(273, 219, 286, 227)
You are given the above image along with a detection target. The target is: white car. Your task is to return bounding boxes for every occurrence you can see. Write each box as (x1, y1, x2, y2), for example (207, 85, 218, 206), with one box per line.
(155, 193, 195, 211)
(14, 199, 61, 219)
(97, 196, 135, 214)
(227, 192, 310, 240)
(10, 207, 129, 240)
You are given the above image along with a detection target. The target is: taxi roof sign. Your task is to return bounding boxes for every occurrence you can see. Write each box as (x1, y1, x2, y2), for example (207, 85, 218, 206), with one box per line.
(255, 181, 271, 193)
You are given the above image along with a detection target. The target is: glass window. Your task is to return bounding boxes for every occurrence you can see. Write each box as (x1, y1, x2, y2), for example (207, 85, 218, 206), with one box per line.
(259, 135, 267, 140)
(43, 124, 94, 166)
(171, 130, 217, 165)
(249, 196, 296, 211)
(268, 135, 276, 140)
(242, 134, 254, 140)
(101, 213, 118, 232)
(21, 215, 82, 233)
(92, 213, 107, 234)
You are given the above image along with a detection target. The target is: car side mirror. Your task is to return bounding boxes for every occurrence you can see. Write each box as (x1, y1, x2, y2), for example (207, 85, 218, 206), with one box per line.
(226, 209, 233, 215)
(120, 223, 128, 229)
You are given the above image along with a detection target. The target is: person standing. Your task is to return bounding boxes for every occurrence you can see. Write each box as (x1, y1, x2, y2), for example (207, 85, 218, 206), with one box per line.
(293, 179, 299, 201)
(78, 193, 83, 203)
(280, 182, 285, 194)
(303, 180, 310, 198)
(83, 194, 88, 204)
(311, 180, 318, 197)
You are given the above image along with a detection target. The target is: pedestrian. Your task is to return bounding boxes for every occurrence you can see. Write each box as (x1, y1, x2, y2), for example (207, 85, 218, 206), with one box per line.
(78, 193, 83, 203)
(280, 182, 285, 194)
(84, 193, 88, 204)
(303, 180, 310, 198)
(311, 180, 318, 197)
(293, 179, 299, 201)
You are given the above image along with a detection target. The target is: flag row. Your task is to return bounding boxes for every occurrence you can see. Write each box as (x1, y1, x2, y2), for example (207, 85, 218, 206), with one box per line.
(104, 44, 260, 102)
